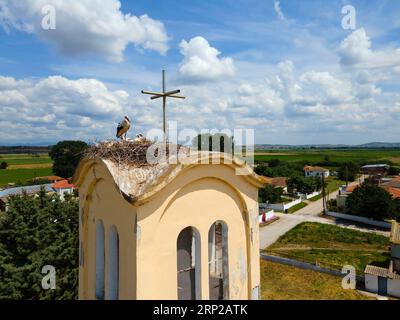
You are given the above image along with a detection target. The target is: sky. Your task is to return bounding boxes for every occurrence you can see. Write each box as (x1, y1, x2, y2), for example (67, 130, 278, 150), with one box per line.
(0, 0, 399, 145)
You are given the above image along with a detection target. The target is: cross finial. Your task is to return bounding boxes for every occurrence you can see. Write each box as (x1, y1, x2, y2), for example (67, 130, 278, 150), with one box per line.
(141, 70, 185, 143)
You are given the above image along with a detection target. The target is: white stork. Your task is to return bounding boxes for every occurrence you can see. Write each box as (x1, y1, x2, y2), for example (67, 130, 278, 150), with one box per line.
(116, 116, 131, 140)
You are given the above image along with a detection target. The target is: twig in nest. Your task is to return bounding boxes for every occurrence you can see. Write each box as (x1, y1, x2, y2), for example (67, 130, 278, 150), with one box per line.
(83, 140, 187, 167)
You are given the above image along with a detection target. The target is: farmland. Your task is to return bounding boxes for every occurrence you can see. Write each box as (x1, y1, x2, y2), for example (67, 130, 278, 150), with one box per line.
(254, 148, 400, 166)
(0, 153, 54, 187)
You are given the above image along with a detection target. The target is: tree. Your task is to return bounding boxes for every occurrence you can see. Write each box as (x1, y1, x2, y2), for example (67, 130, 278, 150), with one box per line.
(49, 141, 88, 178)
(346, 182, 398, 220)
(0, 189, 79, 300)
(338, 162, 359, 182)
(287, 176, 321, 195)
(268, 159, 281, 168)
(388, 166, 400, 176)
(259, 185, 283, 203)
(0, 161, 8, 169)
(255, 164, 273, 177)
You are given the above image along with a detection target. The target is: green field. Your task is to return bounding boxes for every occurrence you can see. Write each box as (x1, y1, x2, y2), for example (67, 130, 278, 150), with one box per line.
(0, 154, 52, 165)
(308, 177, 347, 201)
(287, 201, 307, 213)
(0, 168, 54, 187)
(0, 153, 54, 187)
(264, 222, 391, 274)
(255, 149, 400, 165)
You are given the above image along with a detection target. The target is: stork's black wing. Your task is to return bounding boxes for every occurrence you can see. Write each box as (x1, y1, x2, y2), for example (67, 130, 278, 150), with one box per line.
(116, 123, 123, 137)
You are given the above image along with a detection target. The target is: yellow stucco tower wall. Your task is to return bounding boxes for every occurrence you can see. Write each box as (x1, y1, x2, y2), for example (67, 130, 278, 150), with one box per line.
(73, 152, 263, 300)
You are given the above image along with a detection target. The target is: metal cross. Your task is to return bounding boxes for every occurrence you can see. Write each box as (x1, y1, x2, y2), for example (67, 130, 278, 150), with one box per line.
(141, 70, 185, 142)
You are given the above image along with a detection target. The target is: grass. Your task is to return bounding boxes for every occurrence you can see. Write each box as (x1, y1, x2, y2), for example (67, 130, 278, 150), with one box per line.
(287, 201, 307, 213)
(308, 177, 347, 201)
(254, 149, 400, 165)
(260, 260, 373, 300)
(0, 167, 54, 187)
(268, 249, 391, 274)
(0, 154, 52, 165)
(0, 153, 54, 187)
(265, 222, 391, 274)
(326, 177, 347, 193)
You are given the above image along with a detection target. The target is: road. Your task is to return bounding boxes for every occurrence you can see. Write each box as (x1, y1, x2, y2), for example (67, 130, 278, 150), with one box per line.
(259, 189, 389, 250)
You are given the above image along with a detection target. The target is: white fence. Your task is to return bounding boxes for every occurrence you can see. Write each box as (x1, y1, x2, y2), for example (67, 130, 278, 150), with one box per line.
(327, 211, 392, 229)
(264, 198, 302, 212)
(297, 190, 321, 200)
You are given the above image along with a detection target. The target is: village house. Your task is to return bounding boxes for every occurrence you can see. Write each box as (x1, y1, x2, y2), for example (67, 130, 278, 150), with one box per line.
(336, 176, 400, 210)
(52, 180, 75, 200)
(73, 141, 264, 300)
(0, 183, 54, 212)
(336, 181, 360, 209)
(260, 176, 287, 193)
(360, 164, 390, 176)
(303, 165, 330, 178)
(364, 221, 400, 297)
(0, 179, 75, 212)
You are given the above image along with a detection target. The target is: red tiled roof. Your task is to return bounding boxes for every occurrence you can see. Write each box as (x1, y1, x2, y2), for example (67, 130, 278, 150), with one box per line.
(382, 186, 400, 199)
(271, 177, 287, 188)
(304, 165, 329, 172)
(52, 180, 74, 189)
(346, 183, 360, 193)
(260, 176, 287, 188)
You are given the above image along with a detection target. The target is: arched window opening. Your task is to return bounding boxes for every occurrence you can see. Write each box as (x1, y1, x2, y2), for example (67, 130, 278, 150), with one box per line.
(177, 227, 201, 300)
(95, 220, 105, 300)
(208, 221, 229, 300)
(108, 225, 119, 300)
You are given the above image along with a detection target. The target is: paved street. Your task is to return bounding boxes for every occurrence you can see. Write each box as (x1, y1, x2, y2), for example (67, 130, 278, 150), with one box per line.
(259, 189, 390, 250)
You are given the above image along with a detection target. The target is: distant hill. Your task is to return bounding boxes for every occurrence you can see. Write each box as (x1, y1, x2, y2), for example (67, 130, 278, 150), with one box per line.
(255, 142, 400, 150)
(357, 142, 400, 148)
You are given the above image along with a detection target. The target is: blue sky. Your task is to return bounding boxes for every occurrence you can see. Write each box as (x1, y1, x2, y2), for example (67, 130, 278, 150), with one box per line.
(0, 0, 399, 145)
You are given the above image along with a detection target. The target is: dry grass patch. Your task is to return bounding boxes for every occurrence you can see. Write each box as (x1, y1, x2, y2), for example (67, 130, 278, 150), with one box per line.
(260, 260, 372, 300)
(8, 163, 53, 169)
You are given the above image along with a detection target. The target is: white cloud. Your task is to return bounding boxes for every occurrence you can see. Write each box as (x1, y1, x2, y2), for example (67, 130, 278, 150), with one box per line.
(274, 0, 285, 21)
(338, 28, 400, 70)
(179, 36, 235, 81)
(0, 75, 131, 144)
(0, 0, 169, 61)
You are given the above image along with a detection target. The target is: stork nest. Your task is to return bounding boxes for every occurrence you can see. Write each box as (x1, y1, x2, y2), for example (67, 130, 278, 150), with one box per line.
(83, 139, 187, 167)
